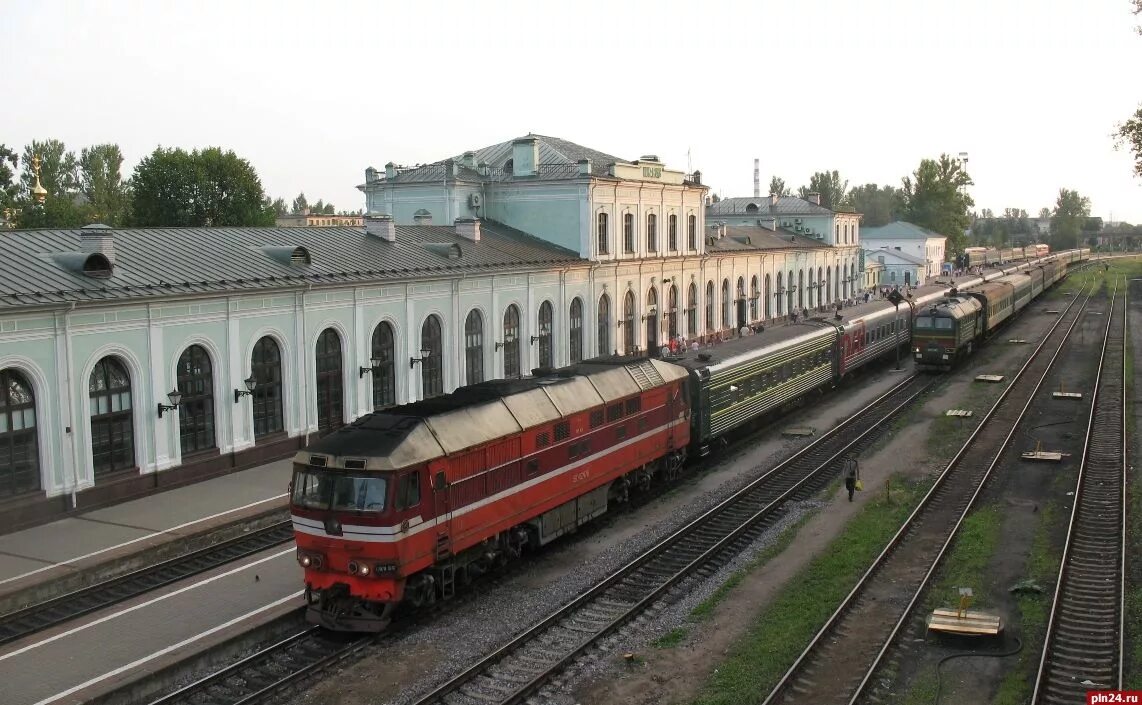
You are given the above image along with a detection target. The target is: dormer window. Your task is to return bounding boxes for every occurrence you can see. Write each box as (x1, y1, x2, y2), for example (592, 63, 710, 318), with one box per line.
(290, 246, 311, 266)
(82, 253, 113, 278)
(745, 203, 759, 214)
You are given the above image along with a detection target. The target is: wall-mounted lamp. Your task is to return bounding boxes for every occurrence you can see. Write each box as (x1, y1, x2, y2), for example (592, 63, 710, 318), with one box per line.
(530, 335, 541, 344)
(661, 277, 672, 284)
(157, 389, 182, 418)
(359, 355, 383, 378)
(616, 320, 625, 327)
(234, 376, 257, 404)
(409, 347, 432, 369)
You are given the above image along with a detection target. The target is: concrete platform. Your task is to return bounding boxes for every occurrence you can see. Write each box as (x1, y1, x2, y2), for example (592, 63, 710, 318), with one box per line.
(0, 459, 293, 608)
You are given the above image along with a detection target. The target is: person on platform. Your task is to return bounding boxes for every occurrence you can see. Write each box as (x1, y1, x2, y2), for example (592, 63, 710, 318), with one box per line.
(843, 455, 859, 502)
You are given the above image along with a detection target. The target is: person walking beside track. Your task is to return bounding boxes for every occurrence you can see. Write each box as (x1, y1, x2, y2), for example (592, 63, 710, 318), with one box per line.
(842, 454, 859, 502)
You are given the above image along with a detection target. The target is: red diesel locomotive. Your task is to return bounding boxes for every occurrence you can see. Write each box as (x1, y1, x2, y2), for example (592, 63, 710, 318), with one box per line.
(292, 358, 689, 630)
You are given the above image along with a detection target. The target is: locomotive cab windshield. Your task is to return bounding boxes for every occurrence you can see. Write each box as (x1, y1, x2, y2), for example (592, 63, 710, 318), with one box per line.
(291, 467, 388, 513)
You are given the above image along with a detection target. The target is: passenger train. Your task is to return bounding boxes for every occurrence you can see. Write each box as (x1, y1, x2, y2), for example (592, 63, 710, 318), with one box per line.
(963, 243, 1051, 267)
(290, 247, 1090, 631)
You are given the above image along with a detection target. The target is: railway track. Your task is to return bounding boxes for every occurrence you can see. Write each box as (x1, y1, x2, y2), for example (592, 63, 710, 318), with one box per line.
(761, 280, 1099, 705)
(146, 614, 371, 705)
(399, 372, 940, 705)
(1032, 279, 1126, 702)
(0, 520, 293, 647)
(131, 366, 935, 705)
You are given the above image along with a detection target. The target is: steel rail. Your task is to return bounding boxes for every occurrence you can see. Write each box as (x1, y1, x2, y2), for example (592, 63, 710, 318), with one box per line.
(408, 371, 936, 705)
(761, 278, 1097, 705)
(0, 519, 293, 647)
(1031, 278, 1126, 702)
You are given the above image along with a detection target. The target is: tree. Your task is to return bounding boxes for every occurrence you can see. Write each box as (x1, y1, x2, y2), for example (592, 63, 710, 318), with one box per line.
(15, 139, 88, 228)
(130, 146, 275, 227)
(899, 154, 974, 256)
(322, 202, 335, 215)
(1117, 106, 1142, 178)
(1039, 207, 1051, 219)
(270, 197, 289, 216)
(292, 192, 309, 214)
(768, 176, 790, 197)
(845, 184, 901, 227)
(0, 145, 17, 212)
(798, 170, 848, 210)
(19, 140, 79, 200)
(79, 144, 130, 226)
(1049, 188, 1092, 250)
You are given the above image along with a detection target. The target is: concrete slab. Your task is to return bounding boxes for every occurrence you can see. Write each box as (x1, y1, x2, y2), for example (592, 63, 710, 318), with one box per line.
(0, 519, 152, 571)
(83, 459, 292, 533)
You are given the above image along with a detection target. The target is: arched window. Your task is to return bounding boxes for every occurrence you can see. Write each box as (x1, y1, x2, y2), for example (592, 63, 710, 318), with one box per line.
(0, 369, 38, 496)
(251, 337, 284, 438)
(646, 287, 658, 352)
(798, 270, 806, 309)
(623, 214, 634, 253)
(597, 212, 609, 255)
(891, 270, 897, 282)
(667, 285, 679, 338)
(835, 264, 841, 301)
(646, 213, 658, 252)
(89, 357, 134, 477)
(826, 268, 833, 306)
(721, 279, 731, 328)
(597, 294, 611, 357)
(687, 283, 697, 336)
(503, 305, 521, 378)
(176, 345, 215, 455)
(787, 270, 795, 314)
(371, 322, 396, 409)
(465, 310, 484, 385)
(817, 267, 824, 307)
(569, 298, 583, 364)
(706, 281, 715, 331)
(421, 315, 443, 398)
(687, 214, 697, 250)
(315, 329, 344, 434)
(750, 276, 760, 320)
(736, 277, 746, 328)
(668, 214, 678, 251)
(538, 300, 554, 369)
(905, 271, 911, 285)
(745, 203, 759, 214)
(764, 274, 772, 318)
(776, 272, 784, 316)
(623, 290, 636, 354)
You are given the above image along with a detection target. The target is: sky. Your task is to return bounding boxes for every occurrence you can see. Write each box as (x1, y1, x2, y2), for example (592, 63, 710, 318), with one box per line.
(3, 0, 1141, 223)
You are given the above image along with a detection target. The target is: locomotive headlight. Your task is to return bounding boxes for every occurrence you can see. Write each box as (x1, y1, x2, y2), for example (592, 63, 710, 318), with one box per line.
(358, 564, 370, 576)
(300, 555, 312, 568)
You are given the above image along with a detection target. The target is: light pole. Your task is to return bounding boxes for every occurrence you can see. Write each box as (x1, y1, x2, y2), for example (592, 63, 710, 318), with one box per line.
(887, 289, 905, 371)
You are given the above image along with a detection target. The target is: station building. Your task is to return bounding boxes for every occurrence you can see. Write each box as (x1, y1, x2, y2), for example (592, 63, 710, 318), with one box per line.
(860, 222, 946, 280)
(0, 133, 865, 531)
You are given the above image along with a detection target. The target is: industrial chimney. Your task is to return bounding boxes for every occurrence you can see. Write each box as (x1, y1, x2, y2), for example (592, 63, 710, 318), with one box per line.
(753, 158, 760, 198)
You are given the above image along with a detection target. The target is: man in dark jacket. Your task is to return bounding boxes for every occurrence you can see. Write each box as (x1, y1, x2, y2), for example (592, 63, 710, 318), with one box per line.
(843, 455, 859, 502)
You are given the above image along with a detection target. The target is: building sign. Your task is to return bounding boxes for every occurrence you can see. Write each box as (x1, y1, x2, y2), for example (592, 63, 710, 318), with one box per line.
(642, 166, 663, 179)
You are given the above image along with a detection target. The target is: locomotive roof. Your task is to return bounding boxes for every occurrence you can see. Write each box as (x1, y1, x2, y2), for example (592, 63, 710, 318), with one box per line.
(918, 294, 982, 318)
(301, 357, 688, 470)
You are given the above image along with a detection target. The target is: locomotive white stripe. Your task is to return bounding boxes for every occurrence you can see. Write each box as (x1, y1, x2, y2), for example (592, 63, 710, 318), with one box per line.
(290, 417, 686, 544)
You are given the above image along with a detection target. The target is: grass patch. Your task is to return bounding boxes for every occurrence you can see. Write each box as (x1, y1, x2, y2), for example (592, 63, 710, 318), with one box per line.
(1127, 303, 1142, 688)
(929, 504, 1004, 608)
(990, 502, 1059, 705)
(654, 626, 688, 649)
(884, 504, 1003, 703)
(691, 511, 814, 620)
(690, 475, 928, 705)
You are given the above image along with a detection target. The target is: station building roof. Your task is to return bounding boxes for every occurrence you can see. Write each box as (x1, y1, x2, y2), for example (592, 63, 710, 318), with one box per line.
(861, 221, 944, 240)
(706, 196, 836, 218)
(0, 220, 583, 309)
